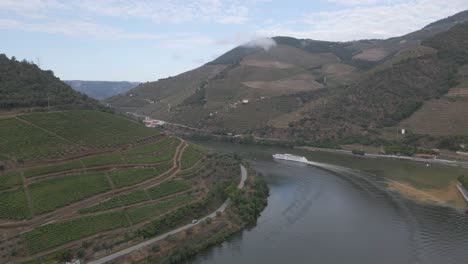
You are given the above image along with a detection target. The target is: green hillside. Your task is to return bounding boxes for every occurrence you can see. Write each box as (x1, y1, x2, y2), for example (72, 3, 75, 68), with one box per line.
(0, 54, 104, 110)
(0, 110, 160, 161)
(0, 109, 244, 263)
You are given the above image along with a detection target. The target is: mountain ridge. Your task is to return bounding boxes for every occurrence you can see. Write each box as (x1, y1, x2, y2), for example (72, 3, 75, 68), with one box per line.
(106, 10, 468, 151)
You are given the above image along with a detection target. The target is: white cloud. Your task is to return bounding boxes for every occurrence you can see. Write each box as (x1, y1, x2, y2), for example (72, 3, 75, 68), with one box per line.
(243, 37, 276, 50)
(258, 0, 468, 41)
(0, 18, 162, 39)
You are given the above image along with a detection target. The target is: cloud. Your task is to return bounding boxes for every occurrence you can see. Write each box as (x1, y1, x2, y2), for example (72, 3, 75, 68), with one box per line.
(0, 0, 251, 25)
(257, 0, 468, 41)
(0, 18, 162, 39)
(243, 37, 276, 50)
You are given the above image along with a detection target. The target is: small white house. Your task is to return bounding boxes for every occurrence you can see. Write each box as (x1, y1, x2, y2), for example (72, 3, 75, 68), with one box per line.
(401, 128, 406, 135)
(242, 99, 249, 104)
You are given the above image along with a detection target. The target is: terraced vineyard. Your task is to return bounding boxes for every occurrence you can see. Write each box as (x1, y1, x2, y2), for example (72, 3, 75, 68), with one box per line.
(0, 188, 31, 219)
(180, 143, 206, 169)
(0, 110, 161, 161)
(400, 98, 468, 136)
(0, 109, 225, 263)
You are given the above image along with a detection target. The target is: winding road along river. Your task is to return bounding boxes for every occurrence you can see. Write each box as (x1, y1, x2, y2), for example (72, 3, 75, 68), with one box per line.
(186, 141, 468, 264)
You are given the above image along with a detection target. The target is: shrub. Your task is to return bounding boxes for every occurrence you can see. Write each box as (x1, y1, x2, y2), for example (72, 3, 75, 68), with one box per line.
(351, 149, 365, 156)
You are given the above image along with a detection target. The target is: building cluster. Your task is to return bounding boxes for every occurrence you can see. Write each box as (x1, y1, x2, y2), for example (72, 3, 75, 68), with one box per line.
(143, 117, 165, 128)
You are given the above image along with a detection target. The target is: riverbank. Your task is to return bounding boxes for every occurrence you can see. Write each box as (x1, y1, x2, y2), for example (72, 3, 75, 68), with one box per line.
(296, 146, 468, 168)
(87, 164, 268, 264)
(297, 148, 468, 207)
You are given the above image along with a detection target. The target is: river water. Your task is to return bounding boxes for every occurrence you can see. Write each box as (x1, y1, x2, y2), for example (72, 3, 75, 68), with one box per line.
(186, 141, 468, 264)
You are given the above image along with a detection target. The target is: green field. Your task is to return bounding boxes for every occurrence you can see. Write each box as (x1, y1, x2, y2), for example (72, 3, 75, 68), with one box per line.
(29, 172, 110, 214)
(127, 194, 195, 224)
(24, 212, 130, 254)
(126, 146, 176, 164)
(178, 160, 211, 179)
(0, 106, 219, 261)
(23, 160, 84, 178)
(0, 118, 72, 160)
(147, 180, 191, 200)
(0, 111, 162, 161)
(20, 111, 159, 148)
(24, 194, 195, 253)
(180, 144, 204, 169)
(0, 171, 23, 190)
(109, 163, 172, 188)
(80, 152, 124, 167)
(80, 190, 149, 213)
(80, 179, 190, 213)
(0, 188, 31, 219)
(124, 137, 179, 155)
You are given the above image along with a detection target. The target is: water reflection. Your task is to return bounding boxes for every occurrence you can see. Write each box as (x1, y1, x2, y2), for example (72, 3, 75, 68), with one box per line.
(186, 141, 468, 264)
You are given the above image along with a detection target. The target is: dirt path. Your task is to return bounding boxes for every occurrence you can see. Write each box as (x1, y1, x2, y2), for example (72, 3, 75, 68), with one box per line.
(21, 171, 35, 218)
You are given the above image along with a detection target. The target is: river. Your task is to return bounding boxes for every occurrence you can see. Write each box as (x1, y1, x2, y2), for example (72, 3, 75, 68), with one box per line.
(185, 140, 468, 264)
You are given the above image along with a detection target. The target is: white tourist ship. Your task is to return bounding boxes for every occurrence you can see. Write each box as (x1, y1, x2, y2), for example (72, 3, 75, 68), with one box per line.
(272, 153, 308, 163)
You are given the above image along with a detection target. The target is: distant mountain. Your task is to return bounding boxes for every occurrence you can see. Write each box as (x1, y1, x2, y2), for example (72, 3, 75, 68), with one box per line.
(65, 80, 140, 100)
(0, 54, 105, 111)
(106, 11, 468, 149)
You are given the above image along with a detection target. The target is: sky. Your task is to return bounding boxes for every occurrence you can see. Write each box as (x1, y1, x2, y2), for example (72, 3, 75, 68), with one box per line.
(1, 0, 467, 82)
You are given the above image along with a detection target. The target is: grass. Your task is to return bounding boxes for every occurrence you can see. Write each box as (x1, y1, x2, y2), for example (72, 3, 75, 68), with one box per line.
(126, 147, 176, 164)
(127, 194, 195, 224)
(23, 212, 129, 254)
(0, 111, 162, 161)
(0, 188, 31, 219)
(29, 172, 111, 214)
(20, 111, 159, 148)
(147, 180, 191, 200)
(180, 144, 204, 169)
(0, 118, 72, 160)
(81, 179, 190, 213)
(80, 152, 124, 167)
(177, 160, 208, 178)
(109, 163, 172, 188)
(23, 159, 84, 178)
(0, 171, 23, 190)
(80, 190, 149, 213)
(124, 137, 179, 155)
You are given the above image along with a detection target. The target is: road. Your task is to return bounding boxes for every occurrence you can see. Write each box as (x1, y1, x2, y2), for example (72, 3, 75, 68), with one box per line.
(88, 165, 248, 264)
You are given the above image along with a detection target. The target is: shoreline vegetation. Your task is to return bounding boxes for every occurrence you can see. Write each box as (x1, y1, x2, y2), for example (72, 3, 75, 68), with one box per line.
(156, 167, 269, 264)
(162, 126, 468, 166)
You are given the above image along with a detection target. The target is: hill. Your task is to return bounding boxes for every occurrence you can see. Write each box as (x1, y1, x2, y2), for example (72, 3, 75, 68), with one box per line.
(65, 80, 140, 100)
(0, 109, 263, 263)
(106, 11, 468, 151)
(0, 54, 104, 111)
